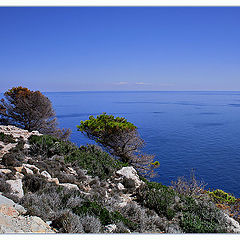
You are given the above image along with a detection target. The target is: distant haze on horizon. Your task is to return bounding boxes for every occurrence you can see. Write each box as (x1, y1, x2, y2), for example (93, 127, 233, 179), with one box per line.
(1, 7, 240, 92)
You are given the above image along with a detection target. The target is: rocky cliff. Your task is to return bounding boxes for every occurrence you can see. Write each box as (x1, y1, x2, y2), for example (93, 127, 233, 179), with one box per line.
(0, 125, 239, 234)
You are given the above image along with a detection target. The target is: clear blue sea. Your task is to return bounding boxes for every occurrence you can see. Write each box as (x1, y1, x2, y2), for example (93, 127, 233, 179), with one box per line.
(32, 91, 240, 197)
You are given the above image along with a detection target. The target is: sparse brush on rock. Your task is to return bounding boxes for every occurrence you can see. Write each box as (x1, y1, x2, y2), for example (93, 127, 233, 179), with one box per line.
(171, 170, 207, 198)
(0, 132, 16, 143)
(0, 179, 12, 193)
(22, 174, 48, 193)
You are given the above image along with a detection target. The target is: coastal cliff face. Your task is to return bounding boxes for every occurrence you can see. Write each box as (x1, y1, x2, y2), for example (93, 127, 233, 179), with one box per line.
(0, 125, 240, 234)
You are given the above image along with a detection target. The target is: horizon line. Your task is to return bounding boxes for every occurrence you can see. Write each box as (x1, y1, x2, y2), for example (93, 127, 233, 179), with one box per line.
(2, 90, 240, 94)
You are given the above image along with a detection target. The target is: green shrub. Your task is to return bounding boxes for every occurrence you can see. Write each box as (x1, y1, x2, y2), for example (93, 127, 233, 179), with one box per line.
(66, 144, 127, 179)
(208, 189, 236, 204)
(29, 135, 77, 158)
(137, 182, 176, 220)
(29, 135, 126, 179)
(22, 174, 48, 193)
(179, 195, 227, 233)
(72, 200, 137, 231)
(181, 212, 225, 233)
(0, 132, 15, 143)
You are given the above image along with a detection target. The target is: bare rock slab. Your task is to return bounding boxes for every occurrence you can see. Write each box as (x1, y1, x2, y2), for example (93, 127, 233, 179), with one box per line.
(6, 179, 24, 199)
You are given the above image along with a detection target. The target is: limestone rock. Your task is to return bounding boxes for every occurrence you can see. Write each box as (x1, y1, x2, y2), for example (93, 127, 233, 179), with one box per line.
(59, 183, 79, 191)
(117, 183, 125, 191)
(67, 167, 77, 176)
(0, 195, 54, 233)
(6, 179, 24, 199)
(0, 169, 12, 175)
(0, 195, 26, 214)
(14, 172, 24, 180)
(22, 164, 40, 174)
(0, 213, 54, 233)
(116, 167, 143, 189)
(0, 205, 19, 218)
(14, 166, 23, 173)
(223, 213, 240, 233)
(48, 178, 59, 185)
(22, 167, 34, 175)
(105, 224, 117, 233)
(41, 170, 52, 180)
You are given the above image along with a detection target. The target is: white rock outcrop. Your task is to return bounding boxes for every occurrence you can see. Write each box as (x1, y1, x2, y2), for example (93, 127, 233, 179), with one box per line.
(116, 167, 143, 189)
(0, 195, 54, 233)
(6, 179, 24, 199)
(223, 213, 240, 233)
(58, 183, 79, 191)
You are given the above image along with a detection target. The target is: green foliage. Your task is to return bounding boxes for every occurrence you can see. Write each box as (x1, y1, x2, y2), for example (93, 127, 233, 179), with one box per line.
(180, 212, 225, 233)
(137, 181, 176, 220)
(179, 195, 226, 233)
(77, 113, 137, 140)
(29, 135, 126, 179)
(0, 132, 16, 143)
(29, 134, 77, 158)
(72, 200, 138, 230)
(66, 144, 127, 179)
(208, 189, 236, 204)
(77, 113, 141, 164)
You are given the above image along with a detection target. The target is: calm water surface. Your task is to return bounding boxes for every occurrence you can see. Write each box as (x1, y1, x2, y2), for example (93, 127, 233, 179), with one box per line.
(43, 91, 240, 197)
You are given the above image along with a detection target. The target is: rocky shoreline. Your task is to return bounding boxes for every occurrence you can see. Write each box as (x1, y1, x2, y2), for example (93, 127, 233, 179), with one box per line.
(0, 125, 240, 234)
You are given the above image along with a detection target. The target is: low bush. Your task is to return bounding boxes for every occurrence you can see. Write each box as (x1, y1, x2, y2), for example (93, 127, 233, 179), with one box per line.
(22, 174, 48, 193)
(136, 181, 176, 220)
(0, 179, 11, 193)
(208, 189, 236, 204)
(72, 200, 137, 231)
(2, 152, 22, 167)
(0, 132, 15, 143)
(51, 210, 84, 233)
(29, 135, 127, 180)
(179, 195, 227, 233)
(66, 144, 128, 179)
(171, 170, 207, 198)
(29, 135, 77, 158)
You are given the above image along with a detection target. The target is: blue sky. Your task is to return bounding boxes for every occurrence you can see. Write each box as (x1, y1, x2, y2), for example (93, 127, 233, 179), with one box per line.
(0, 7, 240, 92)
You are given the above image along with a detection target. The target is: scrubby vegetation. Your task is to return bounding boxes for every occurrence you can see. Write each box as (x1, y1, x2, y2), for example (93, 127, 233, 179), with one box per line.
(28, 135, 127, 180)
(0, 132, 15, 144)
(0, 130, 238, 233)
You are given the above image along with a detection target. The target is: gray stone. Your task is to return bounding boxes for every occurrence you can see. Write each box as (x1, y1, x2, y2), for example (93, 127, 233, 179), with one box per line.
(14, 172, 24, 180)
(22, 167, 34, 175)
(0, 169, 12, 174)
(41, 170, 52, 180)
(116, 167, 143, 189)
(6, 179, 24, 199)
(223, 213, 240, 233)
(0, 195, 26, 214)
(105, 224, 117, 233)
(117, 183, 125, 191)
(59, 183, 79, 191)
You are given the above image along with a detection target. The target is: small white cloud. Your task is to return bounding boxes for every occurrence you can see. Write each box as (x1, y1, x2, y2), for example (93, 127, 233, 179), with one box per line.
(115, 81, 128, 85)
(135, 82, 151, 85)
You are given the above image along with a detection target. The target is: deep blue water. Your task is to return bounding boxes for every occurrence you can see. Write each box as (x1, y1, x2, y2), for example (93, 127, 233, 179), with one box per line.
(20, 91, 240, 196)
